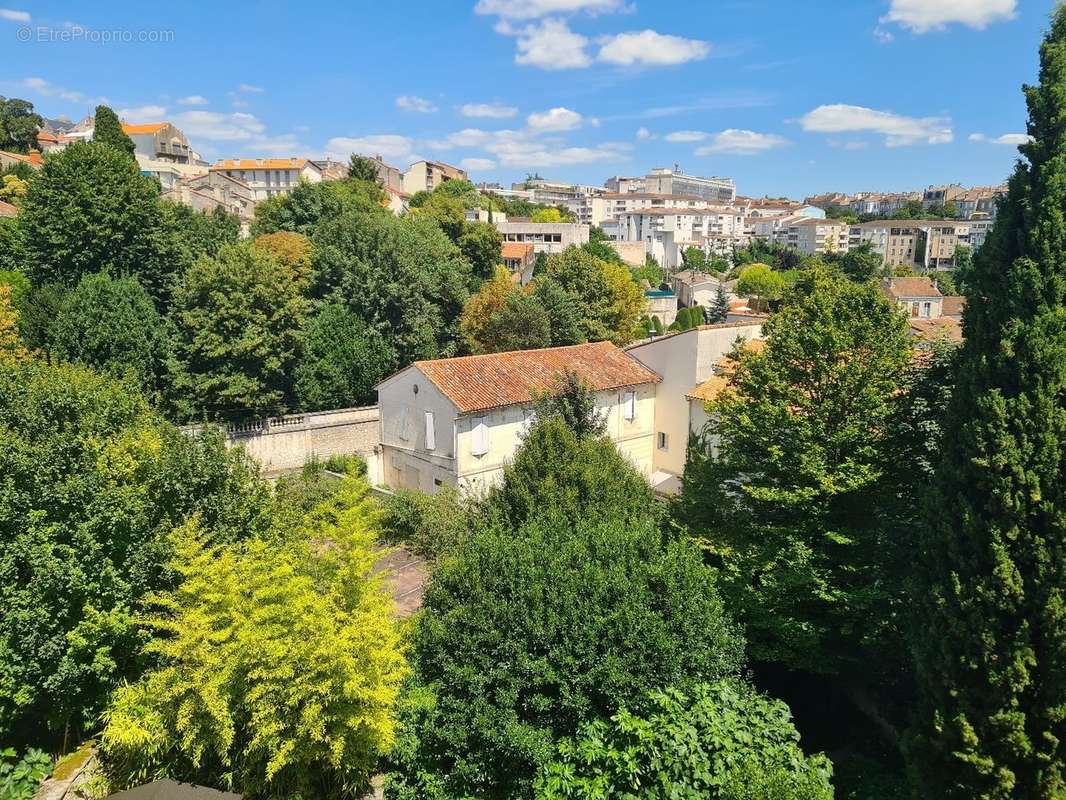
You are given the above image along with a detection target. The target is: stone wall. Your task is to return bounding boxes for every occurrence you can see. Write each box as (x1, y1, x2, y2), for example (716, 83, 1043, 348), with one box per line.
(187, 406, 380, 476)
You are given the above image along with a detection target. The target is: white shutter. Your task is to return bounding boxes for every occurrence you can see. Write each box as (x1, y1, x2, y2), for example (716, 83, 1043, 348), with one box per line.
(471, 417, 489, 456)
(624, 391, 637, 421)
(521, 408, 536, 435)
(398, 405, 411, 441)
(424, 411, 436, 451)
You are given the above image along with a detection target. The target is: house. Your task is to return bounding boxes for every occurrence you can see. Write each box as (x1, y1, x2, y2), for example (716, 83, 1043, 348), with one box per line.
(163, 171, 256, 225)
(402, 159, 467, 194)
(501, 242, 536, 285)
(881, 276, 943, 319)
(672, 271, 735, 309)
(942, 296, 966, 319)
(494, 220, 590, 255)
(909, 317, 963, 344)
(375, 342, 660, 494)
(625, 322, 764, 494)
(122, 122, 196, 164)
(685, 338, 767, 458)
(210, 158, 323, 201)
(0, 150, 42, 170)
(644, 288, 678, 327)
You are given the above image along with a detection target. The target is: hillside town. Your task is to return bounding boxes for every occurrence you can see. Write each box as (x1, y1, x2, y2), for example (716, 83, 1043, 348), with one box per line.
(2, 2, 1065, 800)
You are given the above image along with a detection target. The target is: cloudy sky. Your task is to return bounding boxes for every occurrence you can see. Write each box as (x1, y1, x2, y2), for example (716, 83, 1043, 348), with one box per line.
(0, 0, 1050, 197)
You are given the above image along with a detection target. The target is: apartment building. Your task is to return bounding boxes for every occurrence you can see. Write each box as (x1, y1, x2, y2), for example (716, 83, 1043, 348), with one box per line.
(603, 192, 713, 218)
(604, 175, 647, 193)
(210, 158, 323, 201)
(783, 218, 849, 255)
(616, 207, 746, 268)
(967, 217, 995, 251)
(495, 220, 590, 254)
(512, 179, 609, 226)
(118, 122, 197, 164)
(402, 160, 467, 194)
(645, 167, 736, 203)
(848, 220, 970, 270)
(923, 184, 966, 209)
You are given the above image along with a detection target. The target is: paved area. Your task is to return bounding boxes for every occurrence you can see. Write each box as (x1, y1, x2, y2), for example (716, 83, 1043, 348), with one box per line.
(376, 547, 430, 617)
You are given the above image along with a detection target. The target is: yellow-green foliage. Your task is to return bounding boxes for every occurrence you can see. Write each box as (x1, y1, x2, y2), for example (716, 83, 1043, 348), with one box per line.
(99, 475, 407, 800)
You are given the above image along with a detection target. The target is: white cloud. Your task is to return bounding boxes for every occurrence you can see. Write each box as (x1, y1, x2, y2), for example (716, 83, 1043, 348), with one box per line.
(396, 95, 438, 113)
(0, 7, 30, 22)
(829, 139, 870, 150)
(597, 30, 710, 66)
(695, 129, 789, 155)
(636, 126, 652, 140)
(485, 139, 629, 167)
(799, 104, 953, 146)
(428, 128, 503, 149)
(512, 18, 592, 69)
(461, 157, 497, 170)
(117, 105, 167, 120)
(881, 0, 1016, 33)
(237, 83, 265, 94)
(527, 106, 583, 131)
(969, 132, 1031, 145)
(172, 110, 267, 141)
(664, 130, 708, 143)
(22, 77, 92, 104)
(324, 134, 414, 160)
(176, 95, 208, 106)
(460, 102, 519, 118)
(474, 0, 625, 20)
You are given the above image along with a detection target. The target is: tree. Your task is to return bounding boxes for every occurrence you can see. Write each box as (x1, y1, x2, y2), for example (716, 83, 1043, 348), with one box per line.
(250, 230, 314, 286)
(601, 260, 645, 344)
(537, 680, 834, 800)
(14, 283, 65, 360)
(0, 97, 43, 153)
(582, 226, 624, 265)
(98, 475, 407, 799)
(532, 371, 608, 442)
(952, 243, 973, 274)
(708, 283, 731, 323)
(92, 105, 136, 158)
(840, 242, 884, 282)
(460, 266, 517, 353)
(347, 153, 380, 183)
(251, 180, 382, 237)
(157, 201, 240, 273)
(683, 246, 710, 271)
(313, 211, 470, 365)
(531, 207, 565, 223)
(0, 360, 272, 746)
(169, 244, 310, 421)
(481, 291, 551, 353)
(630, 259, 663, 287)
(385, 423, 743, 799)
(736, 262, 786, 309)
(0, 285, 28, 364)
(0, 216, 24, 274)
(416, 192, 466, 242)
(907, 10, 1066, 797)
(543, 246, 641, 345)
(678, 270, 911, 680)
(293, 302, 396, 411)
(51, 272, 170, 395)
(458, 220, 503, 282)
(0, 174, 28, 205)
(18, 142, 168, 296)
(530, 278, 585, 347)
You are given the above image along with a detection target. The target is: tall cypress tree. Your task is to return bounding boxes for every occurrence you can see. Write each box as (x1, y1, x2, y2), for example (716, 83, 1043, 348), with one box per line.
(909, 9, 1066, 798)
(92, 104, 136, 158)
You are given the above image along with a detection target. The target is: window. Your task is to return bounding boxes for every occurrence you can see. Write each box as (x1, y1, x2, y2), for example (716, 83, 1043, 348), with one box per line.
(424, 410, 436, 451)
(623, 391, 637, 421)
(923, 302, 932, 318)
(471, 417, 489, 456)
(658, 432, 669, 450)
(911, 302, 920, 318)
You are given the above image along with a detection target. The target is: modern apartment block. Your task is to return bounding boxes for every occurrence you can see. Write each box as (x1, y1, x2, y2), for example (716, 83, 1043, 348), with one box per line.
(210, 158, 323, 201)
(122, 122, 197, 164)
(848, 220, 970, 270)
(494, 220, 590, 254)
(402, 159, 468, 194)
(644, 167, 736, 203)
(783, 218, 849, 255)
(511, 178, 609, 226)
(604, 175, 647, 193)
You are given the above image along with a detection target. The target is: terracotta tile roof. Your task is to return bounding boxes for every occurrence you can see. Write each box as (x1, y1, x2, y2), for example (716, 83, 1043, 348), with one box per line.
(0, 200, 17, 218)
(942, 296, 966, 316)
(211, 158, 309, 171)
(122, 123, 167, 135)
(881, 277, 943, 299)
(909, 317, 962, 343)
(0, 150, 42, 166)
(405, 341, 660, 414)
(36, 131, 59, 143)
(501, 242, 534, 260)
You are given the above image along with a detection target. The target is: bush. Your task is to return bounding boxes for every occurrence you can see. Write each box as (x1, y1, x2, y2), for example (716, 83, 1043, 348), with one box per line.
(0, 748, 52, 800)
(379, 484, 472, 560)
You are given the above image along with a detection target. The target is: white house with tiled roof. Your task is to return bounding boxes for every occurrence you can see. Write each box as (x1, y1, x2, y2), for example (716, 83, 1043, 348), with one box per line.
(374, 341, 660, 494)
(210, 158, 322, 201)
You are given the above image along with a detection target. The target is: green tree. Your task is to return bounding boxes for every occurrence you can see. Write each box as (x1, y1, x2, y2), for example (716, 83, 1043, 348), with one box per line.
(530, 278, 585, 346)
(907, 10, 1066, 797)
(98, 475, 407, 800)
(543, 246, 639, 344)
(347, 153, 380, 183)
(0, 360, 272, 746)
(385, 424, 743, 799)
(51, 271, 170, 395)
(736, 262, 787, 309)
(293, 302, 396, 411)
(312, 211, 470, 364)
(18, 142, 169, 296)
(169, 243, 310, 421)
(416, 192, 466, 242)
(251, 180, 383, 237)
(0, 216, 24, 274)
(532, 372, 608, 443)
(582, 226, 624, 265)
(92, 105, 136, 158)
(481, 291, 551, 353)
(0, 97, 43, 153)
(458, 220, 503, 282)
(683, 246, 710, 271)
(708, 283, 731, 323)
(157, 201, 241, 274)
(0, 174, 28, 205)
(678, 270, 911, 680)
(14, 283, 65, 359)
(840, 242, 885, 282)
(0, 285, 28, 364)
(537, 681, 834, 800)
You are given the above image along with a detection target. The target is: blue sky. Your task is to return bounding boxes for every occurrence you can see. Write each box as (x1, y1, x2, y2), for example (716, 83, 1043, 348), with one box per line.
(0, 0, 1053, 198)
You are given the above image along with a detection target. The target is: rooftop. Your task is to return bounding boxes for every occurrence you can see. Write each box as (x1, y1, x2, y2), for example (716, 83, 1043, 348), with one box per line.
(0, 200, 17, 218)
(211, 158, 310, 171)
(397, 341, 661, 414)
(909, 317, 963, 343)
(122, 122, 168, 135)
(500, 242, 534, 260)
(881, 277, 943, 299)
(686, 339, 767, 402)
(942, 296, 966, 316)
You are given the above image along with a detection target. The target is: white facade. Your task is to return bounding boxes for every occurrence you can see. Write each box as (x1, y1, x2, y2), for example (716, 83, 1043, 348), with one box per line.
(495, 221, 590, 254)
(645, 167, 736, 203)
(210, 158, 323, 201)
(403, 160, 468, 194)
